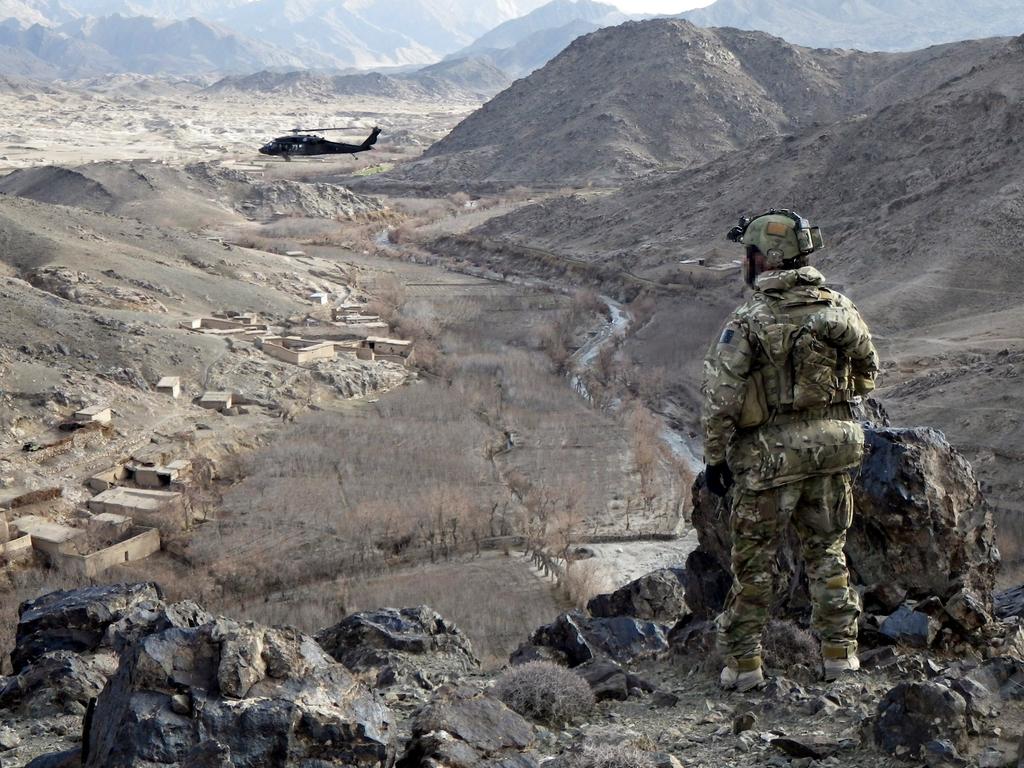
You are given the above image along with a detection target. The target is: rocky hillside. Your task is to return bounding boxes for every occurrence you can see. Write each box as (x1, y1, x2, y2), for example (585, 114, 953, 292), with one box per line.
(0, 160, 383, 228)
(2, 425, 1023, 767)
(680, 0, 1024, 52)
(380, 20, 1010, 187)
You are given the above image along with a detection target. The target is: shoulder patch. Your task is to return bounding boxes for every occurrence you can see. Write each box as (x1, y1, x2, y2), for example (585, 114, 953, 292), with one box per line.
(719, 328, 735, 345)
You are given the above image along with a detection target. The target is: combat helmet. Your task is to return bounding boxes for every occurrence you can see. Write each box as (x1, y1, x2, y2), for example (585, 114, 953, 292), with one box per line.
(727, 209, 824, 269)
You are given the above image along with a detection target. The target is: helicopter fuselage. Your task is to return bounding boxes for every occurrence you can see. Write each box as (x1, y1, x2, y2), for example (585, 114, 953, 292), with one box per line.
(258, 127, 381, 158)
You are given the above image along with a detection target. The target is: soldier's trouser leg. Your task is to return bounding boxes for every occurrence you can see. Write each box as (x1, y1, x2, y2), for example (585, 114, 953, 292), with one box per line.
(792, 473, 861, 657)
(716, 489, 779, 662)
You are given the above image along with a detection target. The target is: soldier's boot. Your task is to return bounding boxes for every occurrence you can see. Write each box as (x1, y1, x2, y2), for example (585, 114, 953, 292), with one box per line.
(822, 644, 860, 682)
(720, 655, 764, 692)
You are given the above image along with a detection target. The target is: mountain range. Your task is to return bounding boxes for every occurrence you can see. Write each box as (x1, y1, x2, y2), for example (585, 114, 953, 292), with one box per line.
(3, 0, 1024, 77)
(679, 0, 1024, 52)
(0, 0, 557, 74)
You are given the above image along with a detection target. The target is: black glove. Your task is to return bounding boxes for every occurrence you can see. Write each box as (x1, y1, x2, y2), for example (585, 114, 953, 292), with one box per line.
(705, 462, 734, 497)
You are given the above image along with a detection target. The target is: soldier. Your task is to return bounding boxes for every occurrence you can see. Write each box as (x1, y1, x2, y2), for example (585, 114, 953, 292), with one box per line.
(701, 210, 879, 692)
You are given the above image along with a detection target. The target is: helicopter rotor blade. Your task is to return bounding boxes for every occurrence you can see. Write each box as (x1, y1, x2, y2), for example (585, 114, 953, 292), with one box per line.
(289, 126, 362, 133)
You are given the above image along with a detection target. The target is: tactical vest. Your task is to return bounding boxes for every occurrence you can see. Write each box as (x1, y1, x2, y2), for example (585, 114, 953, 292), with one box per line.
(737, 285, 857, 430)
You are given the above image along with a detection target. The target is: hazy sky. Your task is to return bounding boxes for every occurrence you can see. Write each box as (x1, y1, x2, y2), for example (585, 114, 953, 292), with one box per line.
(615, 0, 713, 13)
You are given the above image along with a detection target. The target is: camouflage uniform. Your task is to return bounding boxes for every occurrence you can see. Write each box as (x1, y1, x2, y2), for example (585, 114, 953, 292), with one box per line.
(702, 265, 879, 665)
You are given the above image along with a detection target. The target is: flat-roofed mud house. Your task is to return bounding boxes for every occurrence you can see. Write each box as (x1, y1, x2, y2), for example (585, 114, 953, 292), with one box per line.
(258, 336, 338, 366)
(156, 376, 181, 398)
(366, 337, 414, 365)
(10, 513, 160, 577)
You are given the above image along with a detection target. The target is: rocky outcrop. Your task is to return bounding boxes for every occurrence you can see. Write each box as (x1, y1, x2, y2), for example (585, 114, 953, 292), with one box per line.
(587, 569, 687, 623)
(315, 606, 481, 690)
(398, 686, 537, 768)
(1, 583, 204, 717)
(0, 650, 114, 715)
(12, 583, 162, 672)
(875, 656, 1024, 761)
(687, 427, 1000, 630)
(511, 612, 668, 667)
(85, 618, 398, 767)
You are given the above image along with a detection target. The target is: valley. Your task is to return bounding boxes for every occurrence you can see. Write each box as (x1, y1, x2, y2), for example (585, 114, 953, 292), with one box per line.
(1, 8, 1024, 768)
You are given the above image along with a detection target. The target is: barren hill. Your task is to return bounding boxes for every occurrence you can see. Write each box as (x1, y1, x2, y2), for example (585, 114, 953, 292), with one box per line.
(0, 161, 383, 229)
(380, 19, 1010, 188)
(459, 33, 1024, 519)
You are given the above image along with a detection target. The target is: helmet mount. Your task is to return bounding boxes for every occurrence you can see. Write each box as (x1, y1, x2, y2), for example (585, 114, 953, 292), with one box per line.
(727, 209, 824, 284)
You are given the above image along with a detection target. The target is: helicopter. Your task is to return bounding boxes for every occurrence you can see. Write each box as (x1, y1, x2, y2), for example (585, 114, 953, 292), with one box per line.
(259, 126, 381, 160)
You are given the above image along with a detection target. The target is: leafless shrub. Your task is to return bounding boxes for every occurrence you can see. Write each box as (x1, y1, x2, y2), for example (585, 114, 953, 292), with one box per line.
(563, 559, 612, 610)
(538, 319, 571, 371)
(628, 404, 662, 513)
(627, 294, 656, 334)
(493, 660, 595, 725)
(763, 619, 819, 669)
(448, 191, 471, 207)
(559, 744, 657, 768)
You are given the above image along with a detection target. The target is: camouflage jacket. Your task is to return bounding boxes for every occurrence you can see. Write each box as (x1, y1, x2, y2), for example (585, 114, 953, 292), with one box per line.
(702, 267, 879, 488)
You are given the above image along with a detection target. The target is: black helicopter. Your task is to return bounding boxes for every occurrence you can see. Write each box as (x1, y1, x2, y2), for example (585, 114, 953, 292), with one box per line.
(259, 126, 381, 160)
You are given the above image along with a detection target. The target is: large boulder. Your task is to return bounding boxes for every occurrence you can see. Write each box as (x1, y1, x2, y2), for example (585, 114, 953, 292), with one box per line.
(687, 427, 999, 622)
(875, 682, 968, 759)
(398, 686, 537, 768)
(85, 617, 398, 767)
(5, 584, 213, 717)
(12, 583, 162, 672)
(587, 569, 687, 623)
(315, 606, 480, 690)
(511, 612, 668, 667)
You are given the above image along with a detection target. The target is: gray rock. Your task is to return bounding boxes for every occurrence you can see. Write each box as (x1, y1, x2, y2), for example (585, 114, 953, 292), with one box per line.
(944, 590, 991, 632)
(574, 659, 655, 702)
(0, 725, 21, 749)
(587, 568, 687, 623)
(13, 583, 162, 671)
(316, 605, 480, 690)
(876, 682, 968, 759)
(688, 427, 999, 622)
(923, 740, 968, 768)
(880, 604, 941, 647)
(0, 650, 116, 714)
(399, 686, 535, 767)
(24, 750, 81, 768)
(994, 584, 1024, 620)
(85, 618, 397, 768)
(576, 659, 628, 701)
(512, 612, 668, 667)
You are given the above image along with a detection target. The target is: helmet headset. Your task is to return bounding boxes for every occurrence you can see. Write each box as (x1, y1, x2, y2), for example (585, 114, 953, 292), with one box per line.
(726, 209, 824, 286)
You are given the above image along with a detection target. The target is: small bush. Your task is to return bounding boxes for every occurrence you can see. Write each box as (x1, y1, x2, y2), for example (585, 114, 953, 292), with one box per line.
(563, 559, 612, 610)
(560, 744, 657, 768)
(493, 661, 595, 726)
(763, 619, 819, 669)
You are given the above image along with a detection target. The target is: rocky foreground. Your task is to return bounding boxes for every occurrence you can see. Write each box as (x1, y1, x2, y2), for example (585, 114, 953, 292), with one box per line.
(1, 427, 1023, 768)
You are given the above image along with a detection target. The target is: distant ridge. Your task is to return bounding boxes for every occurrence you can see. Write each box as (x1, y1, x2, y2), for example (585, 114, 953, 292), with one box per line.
(679, 0, 1024, 52)
(208, 56, 512, 102)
